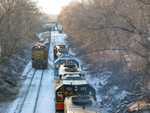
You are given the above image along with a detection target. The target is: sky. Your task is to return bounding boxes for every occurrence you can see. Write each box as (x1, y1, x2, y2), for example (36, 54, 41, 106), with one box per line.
(34, 0, 73, 14)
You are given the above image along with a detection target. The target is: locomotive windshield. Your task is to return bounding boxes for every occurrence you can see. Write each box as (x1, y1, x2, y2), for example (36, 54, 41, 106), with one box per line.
(65, 77, 84, 80)
(56, 84, 96, 102)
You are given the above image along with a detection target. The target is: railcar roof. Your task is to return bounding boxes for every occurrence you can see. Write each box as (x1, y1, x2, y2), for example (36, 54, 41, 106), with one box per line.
(56, 57, 77, 60)
(32, 42, 47, 48)
(62, 74, 84, 80)
(62, 79, 88, 85)
(55, 43, 67, 46)
(59, 54, 73, 58)
(56, 79, 89, 90)
(35, 42, 44, 46)
(54, 57, 78, 63)
(64, 95, 101, 113)
(59, 70, 82, 76)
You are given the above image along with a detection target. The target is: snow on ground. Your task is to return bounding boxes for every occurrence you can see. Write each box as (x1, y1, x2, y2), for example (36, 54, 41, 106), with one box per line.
(20, 70, 43, 113)
(36, 31, 51, 39)
(86, 72, 112, 90)
(85, 69, 129, 113)
(22, 61, 32, 77)
(35, 67, 55, 113)
(6, 68, 35, 113)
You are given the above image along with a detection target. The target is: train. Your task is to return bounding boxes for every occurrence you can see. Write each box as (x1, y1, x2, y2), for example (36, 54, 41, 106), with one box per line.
(54, 54, 79, 77)
(54, 44, 101, 113)
(31, 42, 49, 69)
(58, 63, 84, 78)
(55, 77, 97, 112)
(31, 32, 50, 69)
(64, 95, 100, 113)
(53, 44, 69, 60)
(57, 24, 63, 33)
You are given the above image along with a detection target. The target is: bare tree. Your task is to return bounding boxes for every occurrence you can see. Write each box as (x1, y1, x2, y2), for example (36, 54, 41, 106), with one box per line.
(0, 0, 43, 64)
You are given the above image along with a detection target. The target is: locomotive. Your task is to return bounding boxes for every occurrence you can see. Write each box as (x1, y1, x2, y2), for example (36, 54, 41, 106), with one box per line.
(58, 63, 83, 77)
(53, 44, 69, 60)
(54, 43, 101, 113)
(55, 77, 96, 112)
(54, 55, 79, 77)
(31, 43, 48, 69)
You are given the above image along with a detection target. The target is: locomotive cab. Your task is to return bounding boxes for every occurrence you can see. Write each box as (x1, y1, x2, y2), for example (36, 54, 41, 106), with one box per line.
(55, 79, 96, 112)
(54, 44, 69, 60)
(32, 43, 48, 69)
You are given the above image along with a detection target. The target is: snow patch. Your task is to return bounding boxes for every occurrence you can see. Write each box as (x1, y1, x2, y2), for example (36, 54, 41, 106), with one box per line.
(99, 72, 112, 86)
(115, 90, 128, 100)
(22, 61, 32, 77)
(108, 86, 119, 94)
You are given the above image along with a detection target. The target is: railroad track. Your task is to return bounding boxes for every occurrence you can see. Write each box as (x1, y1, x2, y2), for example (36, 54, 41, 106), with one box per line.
(33, 69, 44, 113)
(19, 69, 36, 113)
(14, 69, 45, 113)
(7, 31, 60, 113)
(18, 32, 60, 113)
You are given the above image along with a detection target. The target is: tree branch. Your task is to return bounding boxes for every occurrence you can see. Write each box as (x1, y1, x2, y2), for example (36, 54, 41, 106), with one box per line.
(83, 48, 127, 56)
(137, 0, 150, 5)
(88, 26, 135, 33)
(88, 25, 148, 35)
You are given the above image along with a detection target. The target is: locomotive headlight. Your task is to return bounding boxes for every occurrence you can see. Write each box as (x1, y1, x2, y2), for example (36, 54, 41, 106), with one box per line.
(38, 45, 41, 48)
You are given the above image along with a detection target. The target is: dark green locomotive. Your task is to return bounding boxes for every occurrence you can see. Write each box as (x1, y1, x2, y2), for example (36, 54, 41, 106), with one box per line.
(32, 43, 48, 69)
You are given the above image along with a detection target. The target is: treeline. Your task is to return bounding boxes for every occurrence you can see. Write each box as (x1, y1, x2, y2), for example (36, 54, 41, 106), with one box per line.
(0, 0, 49, 100)
(0, 0, 45, 64)
(59, 0, 150, 80)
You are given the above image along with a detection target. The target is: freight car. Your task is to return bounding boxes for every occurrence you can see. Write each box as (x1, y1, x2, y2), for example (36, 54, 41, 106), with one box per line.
(31, 43, 48, 69)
